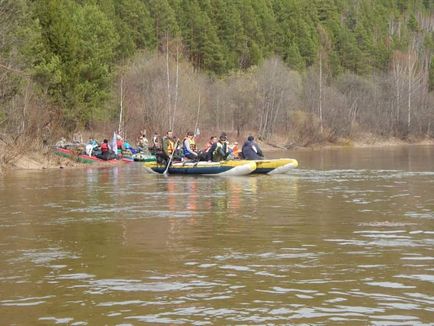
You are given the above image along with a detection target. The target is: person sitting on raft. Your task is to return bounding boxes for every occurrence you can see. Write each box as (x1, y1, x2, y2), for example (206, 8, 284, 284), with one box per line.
(182, 131, 198, 160)
(85, 137, 98, 156)
(199, 136, 217, 161)
(241, 135, 264, 160)
(149, 132, 160, 153)
(96, 139, 112, 160)
(161, 130, 178, 164)
(137, 133, 149, 153)
(210, 133, 230, 162)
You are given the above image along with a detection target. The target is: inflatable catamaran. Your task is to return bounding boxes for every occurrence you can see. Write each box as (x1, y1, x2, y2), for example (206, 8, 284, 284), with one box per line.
(143, 158, 298, 176)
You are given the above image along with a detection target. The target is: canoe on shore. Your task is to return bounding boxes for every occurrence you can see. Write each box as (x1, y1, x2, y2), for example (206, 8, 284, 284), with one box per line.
(132, 153, 157, 162)
(143, 161, 256, 176)
(54, 148, 130, 164)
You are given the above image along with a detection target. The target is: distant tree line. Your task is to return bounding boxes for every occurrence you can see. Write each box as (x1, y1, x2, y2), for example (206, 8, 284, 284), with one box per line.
(0, 0, 433, 155)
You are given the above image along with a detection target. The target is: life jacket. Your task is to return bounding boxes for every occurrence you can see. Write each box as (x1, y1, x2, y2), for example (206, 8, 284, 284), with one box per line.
(101, 143, 109, 153)
(116, 140, 123, 152)
(191, 138, 197, 151)
(212, 141, 226, 161)
(164, 137, 175, 155)
(232, 144, 239, 156)
(183, 137, 196, 156)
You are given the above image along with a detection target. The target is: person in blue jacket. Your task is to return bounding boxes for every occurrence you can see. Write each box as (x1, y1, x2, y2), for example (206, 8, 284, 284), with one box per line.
(182, 131, 198, 160)
(241, 136, 264, 160)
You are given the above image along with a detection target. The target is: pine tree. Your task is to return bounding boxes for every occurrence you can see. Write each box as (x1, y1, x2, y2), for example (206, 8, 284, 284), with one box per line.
(34, 0, 119, 127)
(179, 0, 226, 73)
(147, 0, 179, 49)
(207, 0, 246, 70)
(114, 0, 155, 50)
(285, 42, 305, 70)
(235, 0, 265, 67)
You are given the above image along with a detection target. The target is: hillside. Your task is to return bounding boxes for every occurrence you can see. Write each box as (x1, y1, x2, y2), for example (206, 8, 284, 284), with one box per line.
(0, 0, 433, 164)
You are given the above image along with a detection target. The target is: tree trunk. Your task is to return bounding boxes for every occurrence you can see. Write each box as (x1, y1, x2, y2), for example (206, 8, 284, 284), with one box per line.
(118, 78, 123, 134)
(319, 52, 323, 133)
(407, 51, 411, 131)
(172, 44, 179, 131)
(166, 34, 172, 130)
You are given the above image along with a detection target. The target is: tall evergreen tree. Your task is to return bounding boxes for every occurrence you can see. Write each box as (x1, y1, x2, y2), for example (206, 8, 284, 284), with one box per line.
(147, 0, 179, 49)
(179, 0, 226, 73)
(34, 0, 119, 127)
(114, 0, 155, 50)
(207, 0, 246, 70)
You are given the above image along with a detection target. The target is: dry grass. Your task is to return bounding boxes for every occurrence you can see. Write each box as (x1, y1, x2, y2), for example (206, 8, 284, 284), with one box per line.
(0, 134, 80, 173)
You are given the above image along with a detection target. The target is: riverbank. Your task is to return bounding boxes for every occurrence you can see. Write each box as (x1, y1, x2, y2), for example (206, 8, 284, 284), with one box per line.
(0, 151, 82, 174)
(262, 134, 434, 152)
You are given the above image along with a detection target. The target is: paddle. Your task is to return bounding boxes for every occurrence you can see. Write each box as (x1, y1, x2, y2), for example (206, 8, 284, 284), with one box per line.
(163, 138, 179, 175)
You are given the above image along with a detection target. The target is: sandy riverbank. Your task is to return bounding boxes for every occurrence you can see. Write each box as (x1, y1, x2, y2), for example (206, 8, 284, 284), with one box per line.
(2, 152, 82, 172)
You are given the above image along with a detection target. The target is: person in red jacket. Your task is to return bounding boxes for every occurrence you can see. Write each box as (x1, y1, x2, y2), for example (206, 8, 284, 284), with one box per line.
(97, 139, 111, 160)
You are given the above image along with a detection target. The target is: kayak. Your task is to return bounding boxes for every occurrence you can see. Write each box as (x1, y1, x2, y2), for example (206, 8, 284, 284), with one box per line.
(132, 152, 157, 162)
(143, 161, 256, 176)
(54, 148, 130, 164)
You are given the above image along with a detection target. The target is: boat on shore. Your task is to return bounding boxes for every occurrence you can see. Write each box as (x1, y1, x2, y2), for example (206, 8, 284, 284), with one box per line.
(54, 148, 130, 164)
(143, 161, 256, 176)
(132, 152, 157, 162)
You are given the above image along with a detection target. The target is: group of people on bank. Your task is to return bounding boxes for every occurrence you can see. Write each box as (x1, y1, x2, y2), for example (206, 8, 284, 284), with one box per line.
(62, 129, 264, 163)
(159, 130, 264, 164)
(83, 131, 154, 161)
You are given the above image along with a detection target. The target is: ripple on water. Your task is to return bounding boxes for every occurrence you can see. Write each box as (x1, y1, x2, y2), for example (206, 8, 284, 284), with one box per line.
(55, 273, 95, 280)
(11, 248, 79, 265)
(292, 169, 434, 183)
(126, 315, 187, 324)
(405, 211, 434, 219)
(38, 317, 85, 325)
(86, 278, 220, 294)
(401, 256, 434, 261)
(395, 274, 434, 283)
(365, 282, 415, 289)
(220, 265, 252, 272)
(260, 287, 318, 295)
(0, 295, 55, 307)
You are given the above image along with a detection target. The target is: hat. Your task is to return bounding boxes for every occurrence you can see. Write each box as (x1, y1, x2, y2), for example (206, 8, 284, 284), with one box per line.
(247, 136, 254, 141)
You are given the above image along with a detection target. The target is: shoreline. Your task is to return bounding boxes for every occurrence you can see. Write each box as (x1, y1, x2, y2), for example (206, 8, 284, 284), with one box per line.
(261, 137, 434, 152)
(1, 139, 433, 173)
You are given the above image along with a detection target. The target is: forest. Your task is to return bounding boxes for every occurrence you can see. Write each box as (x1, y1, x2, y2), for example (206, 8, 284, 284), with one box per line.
(0, 0, 433, 166)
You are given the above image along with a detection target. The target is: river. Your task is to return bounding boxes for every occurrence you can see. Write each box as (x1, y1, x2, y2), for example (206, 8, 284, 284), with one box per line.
(0, 145, 433, 325)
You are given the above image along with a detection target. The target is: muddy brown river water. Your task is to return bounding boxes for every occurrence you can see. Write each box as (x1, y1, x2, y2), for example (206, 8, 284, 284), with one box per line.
(0, 145, 433, 325)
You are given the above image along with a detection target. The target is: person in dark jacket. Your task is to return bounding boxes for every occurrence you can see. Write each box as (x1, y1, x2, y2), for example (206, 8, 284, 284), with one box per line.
(242, 136, 264, 160)
(210, 133, 229, 162)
